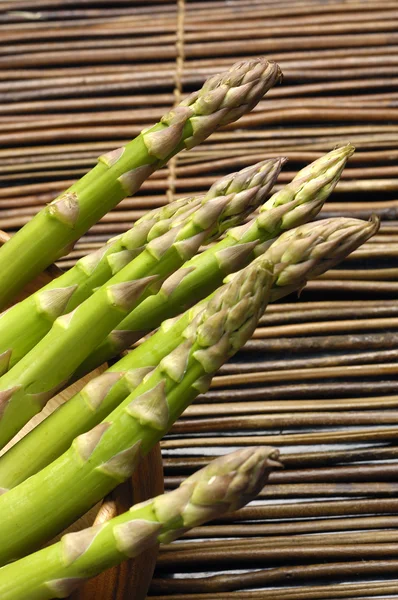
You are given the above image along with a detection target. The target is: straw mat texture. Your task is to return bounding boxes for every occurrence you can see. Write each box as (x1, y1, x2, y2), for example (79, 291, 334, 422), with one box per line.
(2, 1, 398, 598)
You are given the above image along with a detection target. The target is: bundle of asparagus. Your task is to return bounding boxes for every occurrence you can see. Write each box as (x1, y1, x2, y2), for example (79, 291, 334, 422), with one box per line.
(0, 144, 354, 451)
(0, 57, 380, 598)
(0, 145, 372, 490)
(0, 214, 378, 566)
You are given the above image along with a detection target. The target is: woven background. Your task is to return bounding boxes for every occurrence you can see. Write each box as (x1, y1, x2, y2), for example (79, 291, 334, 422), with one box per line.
(2, 0, 398, 598)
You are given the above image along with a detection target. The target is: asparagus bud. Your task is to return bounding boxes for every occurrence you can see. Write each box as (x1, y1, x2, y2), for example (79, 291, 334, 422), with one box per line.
(159, 446, 281, 535)
(0, 447, 280, 600)
(265, 215, 380, 299)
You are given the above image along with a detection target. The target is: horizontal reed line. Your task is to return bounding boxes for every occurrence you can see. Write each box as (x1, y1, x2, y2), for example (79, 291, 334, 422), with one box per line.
(1, 7, 398, 43)
(184, 394, 398, 416)
(182, 514, 398, 539)
(150, 557, 398, 594)
(2, 19, 398, 54)
(170, 409, 398, 433)
(157, 542, 398, 568)
(161, 427, 398, 448)
(2, 33, 398, 68)
(165, 463, 398, 486)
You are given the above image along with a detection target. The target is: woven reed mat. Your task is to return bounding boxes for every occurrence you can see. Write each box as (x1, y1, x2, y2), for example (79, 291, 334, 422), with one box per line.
(2, 0, 398, 598)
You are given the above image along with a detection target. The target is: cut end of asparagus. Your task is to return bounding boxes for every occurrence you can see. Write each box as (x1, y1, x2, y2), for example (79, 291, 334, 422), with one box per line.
(154, 446, 280, 541)
(268, 215, 380, 297)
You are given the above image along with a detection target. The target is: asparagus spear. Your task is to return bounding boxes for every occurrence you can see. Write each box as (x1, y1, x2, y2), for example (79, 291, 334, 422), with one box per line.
(0, 163, 280, 451)
(77, 144, 354, 376)
(0, 157, 282, 372)
(0, 217, 379, 562)
(0, 447, 280, 600)
(0, 59, 281, 310)
(0, 248, 277, 563)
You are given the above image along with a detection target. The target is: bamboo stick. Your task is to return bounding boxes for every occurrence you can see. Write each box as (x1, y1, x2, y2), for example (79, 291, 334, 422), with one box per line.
(199, 379, 398, 401)
(318, 268, 398, 280)
(2, 33, 398, 69)
(164, 446, 398, 471)
(266, 299, 398, 312)
(184, 394, 398, 417)
(150, 558, 398, 594)
(161, 530, 398, 553)
(209, 364, 398, 388)
(304, 280, 398, 294)
(1, 6, 397, 42)
(183, 515, 398, 539)
(217, 498, 398, 522)
(157, 542, 398, 569)
(250, 319, 398, 339)
(219, 348, 398, 374)
(2, 20, 398, 55)
(165, 463, 398, 486)
(171, 409, 398, 433)
(148, 581, 398, 600)
(0, 127, 394, 156)
(161, 427, 398, 447)
(259, 305, 398, 325)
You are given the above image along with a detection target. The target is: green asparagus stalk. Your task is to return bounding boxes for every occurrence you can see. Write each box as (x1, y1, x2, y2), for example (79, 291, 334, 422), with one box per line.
(0, 59, 281, 310)
(76, 143, 354, 376)
(0, 217, 379, 563)
(0, 158, 283, 372)
(0, 161, 281, 450)
(0, 249, 276, 563)
(0, 447, 280, 600)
